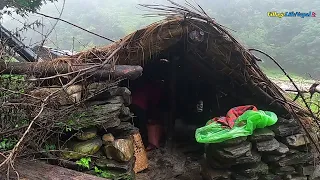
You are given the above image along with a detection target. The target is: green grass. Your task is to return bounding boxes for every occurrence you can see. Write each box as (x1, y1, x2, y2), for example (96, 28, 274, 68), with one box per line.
(261, 68, 320, 116)
(286, 93, 320, 116)
(262, 68, 314, 83)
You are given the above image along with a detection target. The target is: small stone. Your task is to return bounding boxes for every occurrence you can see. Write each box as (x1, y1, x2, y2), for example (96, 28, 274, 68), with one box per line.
(285, 134, 310, 147)
(220, 136, 247, 147)
(249, 128, 275, 142)
(62, 138, 102, 159)
(296, 165, 315, 176)
(271, 166, 296, 175)
(76, 127, 97, 141)
(216, 141, 252, 159)
(234, 162, 269, 177)
(270, 142, 289, 155)
(260, 174, 282, 180)
(256, 138, 280, 152)
(276, 152, 313, 167)
(102, 133, 115, 144)
(104, 138, 134, 162)
(120, 106, 131, 117)
(269, 124, 300, 137)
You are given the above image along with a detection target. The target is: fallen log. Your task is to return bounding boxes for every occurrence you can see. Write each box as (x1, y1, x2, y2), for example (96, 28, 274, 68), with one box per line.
(0, 62, 143, 81)
(0, 159, 109, 180)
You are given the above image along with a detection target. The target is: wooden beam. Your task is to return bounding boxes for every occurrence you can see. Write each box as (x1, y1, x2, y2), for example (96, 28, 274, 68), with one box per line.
(0, 159, 109, 180)
(0, 62, 143, 81)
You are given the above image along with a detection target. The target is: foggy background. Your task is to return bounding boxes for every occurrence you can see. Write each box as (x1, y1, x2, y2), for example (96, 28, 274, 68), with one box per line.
(1, 0, 319, 78)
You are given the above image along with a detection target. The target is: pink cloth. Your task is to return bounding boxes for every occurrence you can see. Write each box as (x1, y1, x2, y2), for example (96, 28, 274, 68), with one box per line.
(132, 82, 162, 111)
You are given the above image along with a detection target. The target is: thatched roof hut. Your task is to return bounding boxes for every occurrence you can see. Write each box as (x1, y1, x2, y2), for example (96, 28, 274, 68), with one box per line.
(53, 2, 319, 152)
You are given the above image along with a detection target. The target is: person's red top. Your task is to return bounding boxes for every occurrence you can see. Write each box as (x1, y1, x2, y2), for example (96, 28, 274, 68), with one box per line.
(132, 82, 162, 111)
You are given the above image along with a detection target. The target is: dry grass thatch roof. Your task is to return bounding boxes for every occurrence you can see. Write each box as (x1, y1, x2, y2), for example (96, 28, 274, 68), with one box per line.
(53, 1, 320, 152)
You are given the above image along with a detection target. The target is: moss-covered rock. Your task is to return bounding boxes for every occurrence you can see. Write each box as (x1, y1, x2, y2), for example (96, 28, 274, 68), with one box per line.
(76, 127, 98, 141)
(62, 138, 103, 160)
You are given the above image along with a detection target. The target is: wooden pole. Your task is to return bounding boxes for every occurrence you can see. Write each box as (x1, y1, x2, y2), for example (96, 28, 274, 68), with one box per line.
(0, 62, 143, 81)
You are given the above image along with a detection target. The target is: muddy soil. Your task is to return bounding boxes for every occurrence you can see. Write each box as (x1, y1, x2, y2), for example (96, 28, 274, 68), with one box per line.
(136, 120, 204, 180)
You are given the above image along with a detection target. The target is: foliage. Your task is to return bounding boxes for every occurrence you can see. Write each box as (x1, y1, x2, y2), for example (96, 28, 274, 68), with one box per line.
(94, 166, 115, 178)
(76, 157, 91, 169)
(287, 92, 320, 117)
(0, 0, 57, 18)
(202, 0, 320, 79)
(44, 143, 56, 152)
(0, 138, 17, 151)
(94, 166, 132, 180)
(1, 0, 319, 78)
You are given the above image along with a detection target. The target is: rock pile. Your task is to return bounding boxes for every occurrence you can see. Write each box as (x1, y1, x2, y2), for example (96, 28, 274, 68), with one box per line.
(201, 117, 320, 180)
(55, 85, 145, 180)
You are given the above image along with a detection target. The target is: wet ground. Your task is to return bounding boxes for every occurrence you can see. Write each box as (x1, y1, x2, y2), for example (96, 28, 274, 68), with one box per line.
(136, 120, 204, 180)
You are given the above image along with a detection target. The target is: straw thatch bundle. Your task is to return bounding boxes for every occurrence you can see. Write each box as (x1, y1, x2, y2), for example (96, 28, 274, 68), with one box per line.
(48, 1, 320, 152)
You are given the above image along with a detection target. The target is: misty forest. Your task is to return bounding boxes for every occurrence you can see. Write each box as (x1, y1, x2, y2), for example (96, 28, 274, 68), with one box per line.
(1, 0, 320, 180)
(2, 0, 320, 78)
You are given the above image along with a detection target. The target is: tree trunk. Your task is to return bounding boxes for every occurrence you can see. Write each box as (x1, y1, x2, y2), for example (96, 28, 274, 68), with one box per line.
(0, 159, 109, 180)
(0, 62, 143, 81)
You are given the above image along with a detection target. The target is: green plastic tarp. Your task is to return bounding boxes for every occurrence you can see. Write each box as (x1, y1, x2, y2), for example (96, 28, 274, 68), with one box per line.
(195, 110, 278, 144)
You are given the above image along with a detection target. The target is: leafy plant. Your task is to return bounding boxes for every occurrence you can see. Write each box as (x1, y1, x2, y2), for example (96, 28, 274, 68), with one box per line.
(76, 157, 91, 169)
(94, 166, 132, 180)
(44, 143, 56, 152)
(0, 138, 17, 151)
(94, 166, 115, 178)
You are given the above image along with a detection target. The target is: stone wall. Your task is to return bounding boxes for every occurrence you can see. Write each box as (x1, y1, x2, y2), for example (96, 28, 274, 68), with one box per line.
(201, 117, 320, 180)
(56, 86, 140, 180)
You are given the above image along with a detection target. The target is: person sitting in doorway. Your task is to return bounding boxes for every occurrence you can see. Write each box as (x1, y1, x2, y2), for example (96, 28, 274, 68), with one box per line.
(130, 76, 165, 151)
(130, 60, 169, 151)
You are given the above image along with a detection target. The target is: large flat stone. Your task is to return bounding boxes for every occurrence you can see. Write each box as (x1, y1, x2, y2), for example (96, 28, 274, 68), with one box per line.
(277, 117, 300, 126)
(234, 162, 268, 177)
(262, 154, 286, 163)
(269, 124, 300, 137)
(270, 165, 296, 175)
(259, 174, 282, 180)
(285, 134, 310, 147)
(296, 165, 315, 176)
(233, 150, 261, 165)
(216, 141, 252, 159)
(275, 152, 314, 167)
(270, 142, 289, 155)
(256, 138, 280, 152)
(219, 136, 248, 147)
(249, 128, 275, 142)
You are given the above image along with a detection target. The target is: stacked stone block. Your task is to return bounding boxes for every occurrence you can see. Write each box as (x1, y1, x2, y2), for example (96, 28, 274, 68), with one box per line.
(201, 117, 320, 180)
